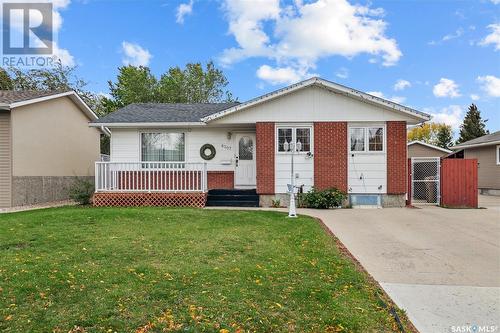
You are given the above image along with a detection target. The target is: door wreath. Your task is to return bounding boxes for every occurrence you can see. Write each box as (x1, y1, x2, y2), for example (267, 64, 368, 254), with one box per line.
(200, 144, 216, 160)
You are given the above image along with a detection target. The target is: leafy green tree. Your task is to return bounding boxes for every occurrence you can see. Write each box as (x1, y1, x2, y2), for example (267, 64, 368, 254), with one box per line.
(107, 65, 158, 108)
(106, 61, 235, 107)
(456, 104, 489, 144)
(157, 62, 234, 103)
(407, 122, 451, 146)
(0, 68, 13, 90)
(436, 125, 453, 149)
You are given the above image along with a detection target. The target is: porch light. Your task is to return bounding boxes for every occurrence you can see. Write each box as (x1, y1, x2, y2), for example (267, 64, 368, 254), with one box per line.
(284, 140, 302, 218)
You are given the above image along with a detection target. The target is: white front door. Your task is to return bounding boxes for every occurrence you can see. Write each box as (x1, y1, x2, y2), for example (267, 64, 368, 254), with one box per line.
(235, 133, 256, 188)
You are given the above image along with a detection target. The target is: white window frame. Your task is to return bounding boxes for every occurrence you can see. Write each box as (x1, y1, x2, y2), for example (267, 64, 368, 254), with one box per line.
(139, 130, 187, 163)
(276, 125, 313, 154)
(348, 125, 386, 154)
(496, 145, 500, 165)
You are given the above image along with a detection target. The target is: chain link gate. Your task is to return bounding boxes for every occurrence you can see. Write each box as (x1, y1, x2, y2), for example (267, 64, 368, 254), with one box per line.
(411, 157, 440, 205)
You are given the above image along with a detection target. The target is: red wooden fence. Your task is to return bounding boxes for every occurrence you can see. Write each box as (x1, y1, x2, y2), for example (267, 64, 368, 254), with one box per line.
(440, 159, 478, 208)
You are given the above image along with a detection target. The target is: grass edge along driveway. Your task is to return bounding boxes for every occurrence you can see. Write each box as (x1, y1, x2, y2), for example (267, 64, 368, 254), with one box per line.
(0, 207, 412, 332)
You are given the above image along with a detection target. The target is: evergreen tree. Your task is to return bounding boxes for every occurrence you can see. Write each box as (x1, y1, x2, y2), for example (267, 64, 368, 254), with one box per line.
(457, 104, 489, 144)
(436, 125, 453, 149)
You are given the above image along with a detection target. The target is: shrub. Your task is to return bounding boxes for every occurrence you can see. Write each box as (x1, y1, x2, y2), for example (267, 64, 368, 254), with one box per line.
(271, 198, 281, 208)
(69, 178, 95, 205)
(299, 187, 347, 209)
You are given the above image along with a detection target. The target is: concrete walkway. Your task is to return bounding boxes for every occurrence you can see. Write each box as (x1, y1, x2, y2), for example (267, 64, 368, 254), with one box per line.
(296, 198, 500, 333)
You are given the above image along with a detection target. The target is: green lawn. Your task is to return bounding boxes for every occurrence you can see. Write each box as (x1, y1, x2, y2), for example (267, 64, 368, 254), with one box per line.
(0, 207, 408, 332)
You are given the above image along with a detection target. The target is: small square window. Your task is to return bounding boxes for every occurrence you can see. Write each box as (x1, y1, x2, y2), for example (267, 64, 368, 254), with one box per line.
(350, 128, 365, 152)
(278, 128, 293, 152)
(368, 128, 384, 151)
(296, 128, 311, 152)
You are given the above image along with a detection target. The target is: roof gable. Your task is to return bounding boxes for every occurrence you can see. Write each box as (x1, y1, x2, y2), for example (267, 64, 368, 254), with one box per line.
(407, 141, 452, 154)
(452, 131, 500, 150)
(0, 90, 99, 122)
(203, 77, 430, 124)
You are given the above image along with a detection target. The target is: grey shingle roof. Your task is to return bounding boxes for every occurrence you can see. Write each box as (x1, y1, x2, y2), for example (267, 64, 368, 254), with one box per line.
(453, 131, 500, 148)
(0, 90, 69, 104)
(92, 102, 240, 124)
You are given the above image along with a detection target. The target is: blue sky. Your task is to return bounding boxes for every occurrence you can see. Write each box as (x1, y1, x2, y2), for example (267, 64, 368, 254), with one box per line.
(52, 0, 499, 133)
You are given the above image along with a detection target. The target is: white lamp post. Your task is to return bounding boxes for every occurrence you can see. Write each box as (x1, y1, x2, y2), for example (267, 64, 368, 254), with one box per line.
(285, 139, 302, 218)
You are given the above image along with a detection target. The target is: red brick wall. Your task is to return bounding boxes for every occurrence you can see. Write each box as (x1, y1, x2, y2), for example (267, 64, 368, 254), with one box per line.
(387, 121, 407, 194)
(314, 122, 348, 192)
(256, 122, 275, 194)
(207, 171, 234, 190)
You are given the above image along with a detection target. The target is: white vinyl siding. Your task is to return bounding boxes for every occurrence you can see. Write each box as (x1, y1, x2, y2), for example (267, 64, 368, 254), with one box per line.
(212, 86, 414, 125)
(0, 112, 11, 208)
(110, 127, 253, 172)
(110, 129, 140, 162)
(348, 123, 387, 194)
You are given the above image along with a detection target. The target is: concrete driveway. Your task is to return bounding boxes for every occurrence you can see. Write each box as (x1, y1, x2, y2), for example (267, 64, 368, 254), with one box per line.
(299, 196, 500, 333)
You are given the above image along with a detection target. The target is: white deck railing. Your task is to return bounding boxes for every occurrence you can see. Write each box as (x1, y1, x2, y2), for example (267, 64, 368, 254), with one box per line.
(95, 162, 208, 193)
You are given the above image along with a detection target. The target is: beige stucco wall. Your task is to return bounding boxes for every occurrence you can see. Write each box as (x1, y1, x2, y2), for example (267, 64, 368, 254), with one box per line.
(0, 111, 11, 208)
(10, 96, 100, 177)
(408, 144, 449, 158)
(464, 145, 500, 189)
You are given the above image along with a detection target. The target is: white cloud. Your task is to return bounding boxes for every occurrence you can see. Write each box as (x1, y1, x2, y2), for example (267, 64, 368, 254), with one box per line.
(52, 0, 71, 9)
(490, 0, 500, 4)
(428, 28, 464, 45)
(176, 0, 194, 24)
(442, 28, 464, 41)
(479, 24, 500, 51)
(335, 67, 349, 79)
(256, 64, 305, 85)
(433, 78, 461, 98)
(394, 79, 411, 91)
(477, 75, 500, 97)
(390, 96, 406, 104)
(367, 91, 405, 104)
(367, 91, 384, 98)
(426, 105, 464, 129)
(121, 41, 152, 66)
(53, 44, 75, 66)
(220, 0, 401, 84)
(470, 94, 480, 101)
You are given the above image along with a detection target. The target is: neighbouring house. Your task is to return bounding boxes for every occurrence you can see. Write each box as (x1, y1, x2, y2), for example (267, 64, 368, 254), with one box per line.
(450, 131, 500, 196)
(407, 141, 452, 158)
(90, 77, 430, 208)
(0, 90, 104, 208)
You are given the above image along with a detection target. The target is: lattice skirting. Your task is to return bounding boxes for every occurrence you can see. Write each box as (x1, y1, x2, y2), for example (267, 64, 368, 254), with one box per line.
(93, 192, 207, 208)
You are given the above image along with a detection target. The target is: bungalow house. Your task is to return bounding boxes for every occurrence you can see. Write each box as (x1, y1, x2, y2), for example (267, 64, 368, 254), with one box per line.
(90, 77, 430, 208)
(0, 90, 103, 208)
(408, 141, 452, 158)
(450, 131, 500, 196)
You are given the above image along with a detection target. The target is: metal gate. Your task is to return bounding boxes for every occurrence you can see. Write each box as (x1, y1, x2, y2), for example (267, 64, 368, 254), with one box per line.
(411, 157, 440, 205)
